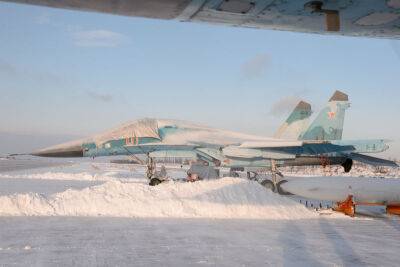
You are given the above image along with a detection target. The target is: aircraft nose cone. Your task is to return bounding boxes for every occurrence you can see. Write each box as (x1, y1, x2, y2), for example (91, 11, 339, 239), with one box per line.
(32, 142, 84, 157)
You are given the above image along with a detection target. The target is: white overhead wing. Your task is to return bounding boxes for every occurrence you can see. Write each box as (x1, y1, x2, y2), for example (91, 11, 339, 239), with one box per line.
(3, 0, 400, 39)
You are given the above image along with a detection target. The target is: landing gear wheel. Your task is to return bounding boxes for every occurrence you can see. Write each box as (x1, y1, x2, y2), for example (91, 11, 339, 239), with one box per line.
(247, 171, 257, 181)
(276, 180, 293, 195)
(261, 179, 275, 192)
(149, 178, 162, 186)
(230, 171, 239, 177)
(341, 158, 353, 173)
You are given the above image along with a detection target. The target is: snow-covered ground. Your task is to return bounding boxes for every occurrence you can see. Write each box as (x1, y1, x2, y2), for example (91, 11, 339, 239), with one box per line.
(0, 156, 399, 266)
(1, 216, 400, 266)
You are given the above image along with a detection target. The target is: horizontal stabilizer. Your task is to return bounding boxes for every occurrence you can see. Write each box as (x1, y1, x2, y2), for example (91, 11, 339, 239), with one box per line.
(349, 153, 398, 167)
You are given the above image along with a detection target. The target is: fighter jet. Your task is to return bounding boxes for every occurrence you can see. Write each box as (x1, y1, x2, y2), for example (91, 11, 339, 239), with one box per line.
(3, 0, 400, 39)
(33, 91, 396, 185)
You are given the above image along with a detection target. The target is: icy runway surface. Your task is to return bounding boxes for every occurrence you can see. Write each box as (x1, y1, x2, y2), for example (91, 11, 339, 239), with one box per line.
(0, 157, 399, 266)
(1, 217, 400, 266)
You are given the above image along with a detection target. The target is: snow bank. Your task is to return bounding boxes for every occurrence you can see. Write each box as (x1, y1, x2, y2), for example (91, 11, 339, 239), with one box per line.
(0, 178, 317, 219)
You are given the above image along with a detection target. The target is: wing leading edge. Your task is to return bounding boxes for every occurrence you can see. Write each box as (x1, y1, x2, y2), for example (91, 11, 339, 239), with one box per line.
(3, 0, 400, 39)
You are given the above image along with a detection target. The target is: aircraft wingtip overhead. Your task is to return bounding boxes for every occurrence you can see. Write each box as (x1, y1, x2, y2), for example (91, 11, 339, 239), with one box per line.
(329, 90, 348, 102)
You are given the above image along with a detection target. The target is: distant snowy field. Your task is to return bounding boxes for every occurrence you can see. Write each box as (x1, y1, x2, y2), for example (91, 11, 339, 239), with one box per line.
(281, 163, 400, 178)
(0, 156, 399, 266)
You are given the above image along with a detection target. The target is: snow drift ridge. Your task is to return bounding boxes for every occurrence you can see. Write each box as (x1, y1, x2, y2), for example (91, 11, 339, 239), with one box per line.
(0, 178, 317, 219)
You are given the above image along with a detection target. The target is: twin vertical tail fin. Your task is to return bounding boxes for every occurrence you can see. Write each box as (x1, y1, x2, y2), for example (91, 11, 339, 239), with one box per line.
(274, 101, 312, 140)
(300, 90, 350, 141)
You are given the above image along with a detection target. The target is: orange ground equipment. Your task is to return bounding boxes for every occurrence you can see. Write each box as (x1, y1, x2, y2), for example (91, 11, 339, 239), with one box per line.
(334, 195, 355, 217)
(386, 205, 400, 216)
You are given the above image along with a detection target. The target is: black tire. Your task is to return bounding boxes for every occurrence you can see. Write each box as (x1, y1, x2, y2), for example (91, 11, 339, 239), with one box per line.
(230, 171, 239, 177)
(247, 171, 258, 180)
(261, 179, 275, 192)
(149, 178, 162, 186)
(276, 180, 293, 195)
(341, 158, 353, 173)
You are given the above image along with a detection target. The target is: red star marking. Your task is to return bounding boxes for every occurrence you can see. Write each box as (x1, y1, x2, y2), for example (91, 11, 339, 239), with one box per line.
(328, 111, 335, 119)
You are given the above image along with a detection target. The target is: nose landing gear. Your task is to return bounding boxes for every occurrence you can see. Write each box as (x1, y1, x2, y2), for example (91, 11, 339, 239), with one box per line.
(146, 155, 168, 186)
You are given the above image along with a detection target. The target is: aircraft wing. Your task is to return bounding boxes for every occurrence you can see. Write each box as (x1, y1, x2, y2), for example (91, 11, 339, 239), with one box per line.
(2, 0, 400, 39)
(124, 140, 355, 157)
(238, 141, 355, 155)
(348, 152, 399, 167)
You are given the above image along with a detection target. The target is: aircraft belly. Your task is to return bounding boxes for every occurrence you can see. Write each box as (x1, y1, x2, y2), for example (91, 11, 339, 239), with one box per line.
(222, 158, 274, 168)
(278, 156, 346, 167)
(224, 156, 346, 168)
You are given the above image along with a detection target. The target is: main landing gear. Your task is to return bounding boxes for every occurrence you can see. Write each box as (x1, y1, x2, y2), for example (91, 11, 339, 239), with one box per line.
(247, 160, 292, 195)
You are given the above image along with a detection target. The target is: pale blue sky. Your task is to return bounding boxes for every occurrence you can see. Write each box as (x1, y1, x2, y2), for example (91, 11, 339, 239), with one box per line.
(0, 2, 400, 157)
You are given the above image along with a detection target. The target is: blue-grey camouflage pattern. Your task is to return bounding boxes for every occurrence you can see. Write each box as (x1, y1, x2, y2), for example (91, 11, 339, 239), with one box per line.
(300, 91, 350, 141)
